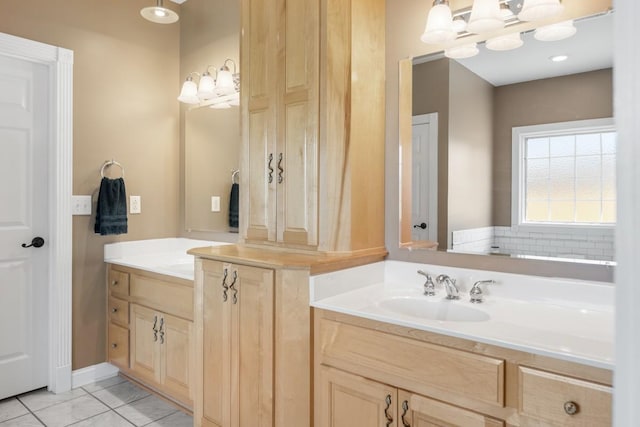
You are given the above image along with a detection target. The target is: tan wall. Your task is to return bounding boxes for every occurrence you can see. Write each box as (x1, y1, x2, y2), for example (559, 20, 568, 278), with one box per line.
(179, 0, 240, 237)
(385, 0, 614, 281)
(448, 61, 493, 247)
(412, 58, 449, 247)
(0, 0, 181, 369)
(492, 68, 613, 226)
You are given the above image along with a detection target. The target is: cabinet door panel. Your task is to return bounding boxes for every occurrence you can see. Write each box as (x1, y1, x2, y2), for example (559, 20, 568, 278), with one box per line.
(161, 313, 193, 406)
(202, 262, 233, 426)
(317, 366, 397, 427)
(130, 304, 159, 385)
(235, 264, 274, 427)
(398, 390, 504, 427)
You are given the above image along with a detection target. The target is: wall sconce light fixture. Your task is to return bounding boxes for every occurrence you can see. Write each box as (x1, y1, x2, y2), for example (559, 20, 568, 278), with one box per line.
(178, 59, 240, 109)
(141, 0, 179, 24)
(421, 0, 572, 59)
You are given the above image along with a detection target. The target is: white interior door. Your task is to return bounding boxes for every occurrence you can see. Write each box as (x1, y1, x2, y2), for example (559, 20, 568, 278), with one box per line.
(412, 113, 438, 242)
(0, 53, 49, 399)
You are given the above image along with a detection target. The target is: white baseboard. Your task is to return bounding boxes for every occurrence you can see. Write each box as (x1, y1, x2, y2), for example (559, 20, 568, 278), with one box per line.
(72, 363, 119, 389)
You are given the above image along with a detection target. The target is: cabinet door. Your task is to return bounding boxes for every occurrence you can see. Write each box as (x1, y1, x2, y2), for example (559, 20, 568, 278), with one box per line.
(275, 0, 319, 248)
(160, 312, 193, 406)
(397, 390, 504, 427)
(202, 262, 233, 427)
(234, 264, 274, 427)
(317, 366, 397, 427)
(130, 304, 160, 385)
(242, 0, 278, 244)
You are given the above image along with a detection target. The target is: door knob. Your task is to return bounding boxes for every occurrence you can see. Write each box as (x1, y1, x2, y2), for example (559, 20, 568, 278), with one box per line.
(22, 237, 45, 248)
(413, 223, 427, 229)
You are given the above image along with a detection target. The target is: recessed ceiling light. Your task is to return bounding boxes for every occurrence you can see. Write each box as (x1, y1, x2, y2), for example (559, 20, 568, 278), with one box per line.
(549, 54, 568, 62)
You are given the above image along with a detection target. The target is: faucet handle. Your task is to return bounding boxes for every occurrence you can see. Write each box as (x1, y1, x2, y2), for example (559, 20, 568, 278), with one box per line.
(417, 270, 436, 296)
(470, 280, 495, 303)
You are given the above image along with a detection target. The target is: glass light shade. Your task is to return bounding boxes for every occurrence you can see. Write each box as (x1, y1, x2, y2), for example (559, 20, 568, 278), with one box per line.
(467, 0, 503, 34)
(140, 0, 178, 24)
(197, 73, 216, 100)
(486, 32, 524, 51)
(177, 79, 199, 104)
(452, 17, 467, 33)
(444, 43, 479, 59)
(210, 102, 231, 109)
(216, 69, 235, 95)
(228, 93, 240, 106)
(420, 3, 456, 44)
(518, 0, 564, 22)
(534, 20, 577, 41)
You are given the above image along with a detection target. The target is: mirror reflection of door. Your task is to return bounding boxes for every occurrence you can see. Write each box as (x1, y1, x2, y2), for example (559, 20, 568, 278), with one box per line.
(411, 113, 438, 243)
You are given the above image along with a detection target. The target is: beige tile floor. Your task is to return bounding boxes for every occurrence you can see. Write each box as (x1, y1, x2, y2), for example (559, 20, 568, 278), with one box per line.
(0, 376, 192, 427)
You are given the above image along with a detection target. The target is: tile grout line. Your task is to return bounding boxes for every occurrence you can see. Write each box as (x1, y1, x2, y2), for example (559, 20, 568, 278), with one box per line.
(13, 395, 46, 426)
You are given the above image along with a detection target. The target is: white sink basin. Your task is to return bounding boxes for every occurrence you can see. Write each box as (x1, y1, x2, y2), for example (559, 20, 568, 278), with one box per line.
(375, 296, 490, 322)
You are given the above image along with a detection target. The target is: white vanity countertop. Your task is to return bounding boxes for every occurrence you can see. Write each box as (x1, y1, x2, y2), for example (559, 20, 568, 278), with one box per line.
(310, 260, 614, 370)
(104, 238, 232, 280)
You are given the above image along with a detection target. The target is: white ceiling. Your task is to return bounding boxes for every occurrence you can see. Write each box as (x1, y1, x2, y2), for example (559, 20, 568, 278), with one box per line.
(428, 12, 613, 87)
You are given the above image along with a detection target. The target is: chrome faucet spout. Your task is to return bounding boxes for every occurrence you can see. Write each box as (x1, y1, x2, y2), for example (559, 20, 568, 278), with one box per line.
(436, 274, 459, 300)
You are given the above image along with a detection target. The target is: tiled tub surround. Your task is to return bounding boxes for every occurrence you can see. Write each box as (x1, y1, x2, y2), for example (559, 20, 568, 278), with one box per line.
(451, 225, 615, 261)
(310, 260, 614, 370)
(104, 238, 231, 280)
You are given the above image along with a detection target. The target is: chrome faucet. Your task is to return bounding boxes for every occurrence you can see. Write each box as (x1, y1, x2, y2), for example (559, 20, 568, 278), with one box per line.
(436, 274, 459, 300)
(469, 280, 496, 303)
(417, 270, 435, 296)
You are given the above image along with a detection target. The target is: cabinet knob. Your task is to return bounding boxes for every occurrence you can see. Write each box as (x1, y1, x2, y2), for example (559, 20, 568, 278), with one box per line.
(111, 343, 118, 349)
(111, 308, 118, 313)
(111, 280, 119, 286)
(564, 401, 579, 415)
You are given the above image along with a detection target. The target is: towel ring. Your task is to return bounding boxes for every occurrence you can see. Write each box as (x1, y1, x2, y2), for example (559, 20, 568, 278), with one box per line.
(231, 169, 239, 185)
(101, 159, 125, 178)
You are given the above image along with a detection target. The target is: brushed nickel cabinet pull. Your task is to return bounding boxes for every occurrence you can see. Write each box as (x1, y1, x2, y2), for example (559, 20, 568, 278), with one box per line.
(229, 270, 238, 304)
(384, 394, 393, 426)
(222, 268, 229, 302)
(268, 153, 274, 183)
(401, 400, 410, 426)
(564, 401, 579, 415)
(277, 153, 284, 183)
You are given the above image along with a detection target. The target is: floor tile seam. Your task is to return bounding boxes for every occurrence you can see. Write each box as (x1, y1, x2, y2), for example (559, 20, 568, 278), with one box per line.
(56, 393, 112, 426)
(17, 389, 88, 413)
(63, 409, 135, 427)
(137, 409, 181, 427)
(80, 377, 126, 395)
(12, 395, 46, 426)
(90, 390, 151, 410)
(28, 393, 92, 416)
(0, 398, 29, 425)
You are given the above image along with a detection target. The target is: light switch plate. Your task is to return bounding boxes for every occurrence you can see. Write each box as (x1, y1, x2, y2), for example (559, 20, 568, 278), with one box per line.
(130, 195, 141, 214)
(72, 195, 92, 215)
(211, 196, 221, 212)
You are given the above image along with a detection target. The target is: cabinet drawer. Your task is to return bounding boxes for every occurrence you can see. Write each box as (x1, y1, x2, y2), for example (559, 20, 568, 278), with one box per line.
(519, 367, 611, 426)
(130, 274, 193, 320)
(108, 323, 129, 370)
(318, 318, 505, 406)
(108, 269, 130, 297)
(108, 296, 129, 325)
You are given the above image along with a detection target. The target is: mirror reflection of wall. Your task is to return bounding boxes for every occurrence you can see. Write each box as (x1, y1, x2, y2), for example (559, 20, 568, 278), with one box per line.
(180, 0, 240, 236)
(406, 12, 614, 262)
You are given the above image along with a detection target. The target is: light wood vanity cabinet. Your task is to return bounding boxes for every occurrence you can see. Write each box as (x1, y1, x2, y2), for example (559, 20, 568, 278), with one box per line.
(106, 264, 195, 409)
(315, 309, 613, 427)
(197, 259, 274, 427)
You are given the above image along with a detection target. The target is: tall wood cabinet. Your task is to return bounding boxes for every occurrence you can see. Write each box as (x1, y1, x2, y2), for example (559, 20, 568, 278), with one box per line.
(240, 0, 386, 253)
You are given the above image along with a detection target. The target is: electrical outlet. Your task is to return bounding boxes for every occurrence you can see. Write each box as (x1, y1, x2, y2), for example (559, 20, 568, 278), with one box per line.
(71, 195, 92, 215)
(211, 196, 221, 212)
(130, 195, 141, 214)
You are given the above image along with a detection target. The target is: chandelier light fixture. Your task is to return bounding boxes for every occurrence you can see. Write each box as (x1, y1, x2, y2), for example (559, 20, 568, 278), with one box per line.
(178, 59, 240, 109)
(421, 0, 571, 59)
(140, 0, 179, 24)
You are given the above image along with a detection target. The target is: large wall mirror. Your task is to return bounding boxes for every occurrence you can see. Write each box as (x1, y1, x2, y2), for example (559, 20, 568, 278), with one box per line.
(388, 0, 614, 280)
